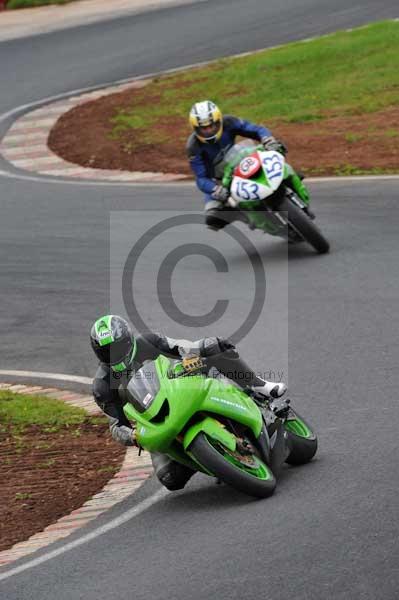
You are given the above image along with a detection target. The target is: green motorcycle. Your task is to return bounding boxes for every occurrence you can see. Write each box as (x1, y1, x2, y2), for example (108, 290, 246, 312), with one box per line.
(221, 142, 330, 254)
(123, 354, 317, 498)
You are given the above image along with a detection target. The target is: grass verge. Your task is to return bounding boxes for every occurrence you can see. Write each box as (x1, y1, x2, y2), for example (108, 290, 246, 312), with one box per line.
(0, 391, 125, 553)
(6, 0, 77, 9)
(111, 20, 399, 136)
(0, 390, 90, 434)
(48, 20, 399, 176)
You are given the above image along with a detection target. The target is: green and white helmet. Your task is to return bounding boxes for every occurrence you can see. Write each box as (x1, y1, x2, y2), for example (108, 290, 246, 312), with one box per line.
(90, 315, 137, 372)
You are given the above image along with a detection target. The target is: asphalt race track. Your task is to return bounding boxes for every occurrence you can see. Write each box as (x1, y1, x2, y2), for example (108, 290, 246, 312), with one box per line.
(1, 1, 398, 598)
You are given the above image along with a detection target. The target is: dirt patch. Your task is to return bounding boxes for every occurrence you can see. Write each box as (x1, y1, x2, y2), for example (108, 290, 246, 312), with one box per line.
(49, 88, 190, 174)
(0, 419, 125, 551)
(48, 85, 399, 177)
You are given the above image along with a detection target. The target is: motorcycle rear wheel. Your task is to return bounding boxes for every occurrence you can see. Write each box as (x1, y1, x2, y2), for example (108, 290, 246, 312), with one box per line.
(190, 432, 276, 498)
(284, 412, 318, 465)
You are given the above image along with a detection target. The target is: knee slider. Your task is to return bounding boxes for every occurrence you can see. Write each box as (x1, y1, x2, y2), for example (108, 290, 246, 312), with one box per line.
(205, 210, 228, 231)
(158, 471, 186, 491)
(157, 463, 194, 491)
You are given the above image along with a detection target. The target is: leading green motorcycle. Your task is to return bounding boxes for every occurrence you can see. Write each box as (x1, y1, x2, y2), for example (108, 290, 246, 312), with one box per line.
(221, 142, 330, 254)
(123, 354, 317, 498)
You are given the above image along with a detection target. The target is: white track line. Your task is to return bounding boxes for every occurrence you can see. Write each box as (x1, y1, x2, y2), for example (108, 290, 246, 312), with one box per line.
(0, 370, 92, 385)
(0, 488, 167, 582)
(0, 167, 398, 187)
(3, 20, 395, 583)
(0, 168, 186, 187)
(307, 175, 399, 182)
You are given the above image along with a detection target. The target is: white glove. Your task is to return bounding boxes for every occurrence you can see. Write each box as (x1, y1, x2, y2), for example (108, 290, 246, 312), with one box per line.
(261, 136, 287, 154)
(211, 185, 230, 202)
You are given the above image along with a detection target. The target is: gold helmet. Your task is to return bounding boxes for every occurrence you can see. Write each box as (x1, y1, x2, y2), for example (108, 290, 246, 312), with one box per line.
(189, 100, 223, 143)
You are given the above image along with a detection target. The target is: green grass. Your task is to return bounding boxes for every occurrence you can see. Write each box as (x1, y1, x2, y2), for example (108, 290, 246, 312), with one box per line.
(7, 0, 76, 8)
(333, 165, 399, 176)
(97, 465, 116, 474)
(111, 20, 399, 139)
(0, 390, 87, 433)
(15, 492, 32, 500)
(345, 133, 364, 143)
(384, 129, 399, 138)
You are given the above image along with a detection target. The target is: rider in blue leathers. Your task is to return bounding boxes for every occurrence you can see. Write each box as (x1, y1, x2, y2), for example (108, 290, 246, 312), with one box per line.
(187, 100, 310, 230)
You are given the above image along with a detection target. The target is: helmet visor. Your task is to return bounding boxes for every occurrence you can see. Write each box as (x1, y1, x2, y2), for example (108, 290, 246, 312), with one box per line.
(96, 337, 132, 366)
(196, 120, 221, 140)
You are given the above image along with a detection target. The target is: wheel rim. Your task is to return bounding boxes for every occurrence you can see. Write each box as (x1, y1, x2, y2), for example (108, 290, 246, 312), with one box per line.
(209, 439, 273, 481)
(285, 418, 313, 439)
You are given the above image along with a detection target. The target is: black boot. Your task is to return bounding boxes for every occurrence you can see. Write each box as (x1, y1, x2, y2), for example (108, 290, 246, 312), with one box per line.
(151, 452, 195, 491)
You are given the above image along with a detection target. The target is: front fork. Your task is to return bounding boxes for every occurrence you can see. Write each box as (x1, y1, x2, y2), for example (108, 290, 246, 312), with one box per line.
(285, 163, 310, 205)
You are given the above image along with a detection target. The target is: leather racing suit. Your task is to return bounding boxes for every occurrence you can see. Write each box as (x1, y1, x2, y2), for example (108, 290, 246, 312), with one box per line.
(93, 332, 270, 491)
(187, 115, 271, 230)
(187, 114, 310, 230)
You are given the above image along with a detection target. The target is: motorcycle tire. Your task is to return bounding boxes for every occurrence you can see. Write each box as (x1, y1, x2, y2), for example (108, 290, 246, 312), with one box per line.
(284, 412, 318, 466)
(189, 432, 276, 498)
(279, 195, 330, 254)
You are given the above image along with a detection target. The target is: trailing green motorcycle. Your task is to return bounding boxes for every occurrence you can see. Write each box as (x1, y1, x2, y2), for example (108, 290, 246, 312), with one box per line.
(123, 354, 317, 498)
(221, 142, 330, 254)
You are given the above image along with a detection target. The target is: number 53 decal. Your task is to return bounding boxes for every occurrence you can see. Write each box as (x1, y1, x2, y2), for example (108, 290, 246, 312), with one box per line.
(234, 180, 260, 200)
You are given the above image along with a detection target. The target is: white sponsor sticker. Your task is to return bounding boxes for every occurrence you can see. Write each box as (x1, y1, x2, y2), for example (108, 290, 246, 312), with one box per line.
(143, 393, 153, 407)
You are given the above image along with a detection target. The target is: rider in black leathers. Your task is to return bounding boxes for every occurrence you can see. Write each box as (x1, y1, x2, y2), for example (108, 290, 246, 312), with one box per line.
(91, 315, 286, 491)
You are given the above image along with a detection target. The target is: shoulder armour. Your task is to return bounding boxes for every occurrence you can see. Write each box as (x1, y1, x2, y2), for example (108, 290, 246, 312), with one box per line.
(223, 115, 237, 129)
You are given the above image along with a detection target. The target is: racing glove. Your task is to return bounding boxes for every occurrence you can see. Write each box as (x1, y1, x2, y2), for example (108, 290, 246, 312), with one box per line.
(131, 427, 138, 446)
(261, 135, 287, 155)
(211, 185, 230, 202)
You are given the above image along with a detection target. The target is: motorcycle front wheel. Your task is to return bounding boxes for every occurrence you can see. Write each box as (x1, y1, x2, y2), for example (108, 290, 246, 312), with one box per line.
(279, 195, 330, 254)
(189, 432, 276, 498)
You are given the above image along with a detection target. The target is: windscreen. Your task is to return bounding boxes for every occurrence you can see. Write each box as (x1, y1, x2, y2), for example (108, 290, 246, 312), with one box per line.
(212, 140, 256, 180)
(127, 362, 161, 412)
(223, 140, 257, 168)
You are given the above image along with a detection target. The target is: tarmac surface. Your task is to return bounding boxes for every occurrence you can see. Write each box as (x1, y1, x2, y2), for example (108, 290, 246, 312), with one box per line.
(0, 1, 398, 598)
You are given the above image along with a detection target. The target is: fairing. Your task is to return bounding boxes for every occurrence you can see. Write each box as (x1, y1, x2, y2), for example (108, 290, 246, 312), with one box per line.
(123, 355, 262, 453)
